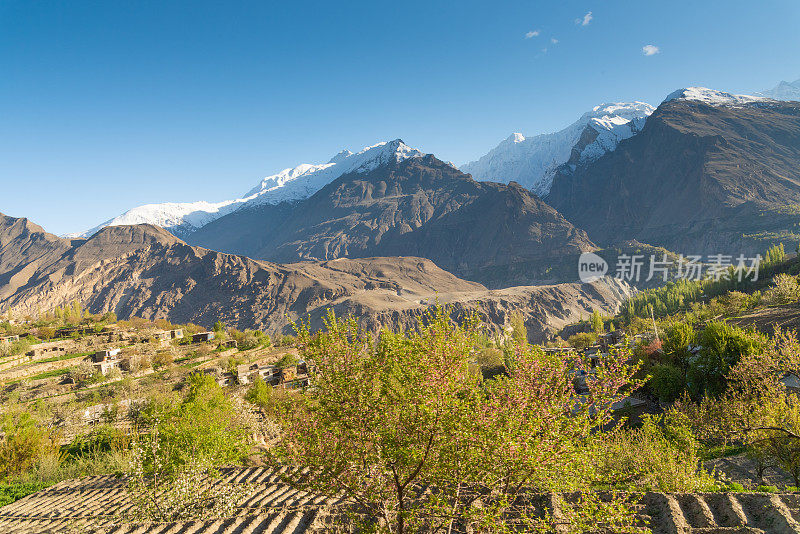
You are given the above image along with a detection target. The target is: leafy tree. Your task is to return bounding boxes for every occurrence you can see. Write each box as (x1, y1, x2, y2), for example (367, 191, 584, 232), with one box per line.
(509, 311, 527, 345)
(0, 409, 59, 480)
(273, 308, 644, 533)
(568, 332, 597, 349)
(687, 321, 766, 398)
(590, 309, 604, 334)
(649, 363, 686, 403)
(140, 373, 252, 474)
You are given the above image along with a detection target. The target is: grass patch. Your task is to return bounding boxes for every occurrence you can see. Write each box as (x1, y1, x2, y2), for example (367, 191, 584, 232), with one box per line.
(699, 443, 746, 461)
(0, 480, 53, 507)
(35, 351, 90, 364)
(25, 368, 71, 382)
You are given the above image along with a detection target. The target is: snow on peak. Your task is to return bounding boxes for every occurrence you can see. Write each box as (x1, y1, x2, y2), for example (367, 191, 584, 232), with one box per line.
(461, 101, 654, 196)
(664, 87, 771, 107)
(72, 139, 424, 238)
(756, 78, 800, 102)
(243, 139, 423, 204)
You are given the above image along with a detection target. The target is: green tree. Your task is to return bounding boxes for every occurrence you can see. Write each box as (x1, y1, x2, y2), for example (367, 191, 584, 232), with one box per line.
(509, 311, 527, 345)
(590, 309, 604, 334)
(140, 373, 252, 474)
(273, 308, 644, 533)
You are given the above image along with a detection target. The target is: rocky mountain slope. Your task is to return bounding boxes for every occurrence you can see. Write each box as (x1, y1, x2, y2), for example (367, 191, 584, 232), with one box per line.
(187, 154, 596, 287)
(545, 88, 800, 256)
(461, 102, 654, 196)
(0, 213, 629, 340)
(72, 140, 424, 238)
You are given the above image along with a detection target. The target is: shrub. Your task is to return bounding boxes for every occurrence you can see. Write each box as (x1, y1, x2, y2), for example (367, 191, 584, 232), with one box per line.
(649, 363, 686, 403)
(687, 321, 765, 398)
(244, 376, 273, 409)
(152, 350, 174, 369)
(763, 273, 800, 305)
(568, 332, 597, 349)
(63, 425, 129, 460)
(0, 410, 60, 480)
(140, 373, 252, 473)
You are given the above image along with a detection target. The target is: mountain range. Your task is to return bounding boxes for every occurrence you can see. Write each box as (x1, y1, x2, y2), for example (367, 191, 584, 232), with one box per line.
(0, 213, 630, 340)
(4, 80, 800, 334)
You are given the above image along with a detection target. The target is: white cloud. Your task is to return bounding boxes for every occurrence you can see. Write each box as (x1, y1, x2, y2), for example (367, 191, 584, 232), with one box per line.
(642, 44, 660, 56)
(551, 38, 559, 44)
(525, 29, 540, 39)
(576, 12, 592, 26)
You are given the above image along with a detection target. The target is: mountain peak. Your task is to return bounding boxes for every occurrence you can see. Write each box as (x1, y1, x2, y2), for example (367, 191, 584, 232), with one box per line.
(461, 101, 653, 196)
(757, 78, 800, 102)
(664, 87, 770, 107)
(72, 139, 424, 238)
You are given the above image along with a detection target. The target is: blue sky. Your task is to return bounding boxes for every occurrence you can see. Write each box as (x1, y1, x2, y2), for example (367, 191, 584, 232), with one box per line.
(1, 0, 799, 235)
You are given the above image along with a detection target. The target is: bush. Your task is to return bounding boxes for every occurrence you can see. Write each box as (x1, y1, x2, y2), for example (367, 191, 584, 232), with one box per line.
(152, 350, 174, 369)
(140, 373, 252, 473)
(596, 411, 716, 493)
(63, 425, 129, 460)
(687, 321, 766, 397)
(649, 363, 686, 403)
(567, 332, 597, 349)
(244, 376, 273, 409)
(0, 410, 60, 480)
(0, 480, 51, 507)
(763, 273, 800, 305)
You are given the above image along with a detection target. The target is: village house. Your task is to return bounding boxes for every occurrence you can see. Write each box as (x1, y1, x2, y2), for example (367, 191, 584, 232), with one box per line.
(26, 341, 69, 359)
(220, 339, 238, 349)
(151, 328, 184, 343)
(237, 363, 279, 385)
(92, 348, 121, 375)
(192, 331, 216, 343)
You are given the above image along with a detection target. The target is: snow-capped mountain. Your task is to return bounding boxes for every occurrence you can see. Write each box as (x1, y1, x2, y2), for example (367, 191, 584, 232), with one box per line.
(664, 87, 772, 107)
(461, 102, 654, 196)
(757, 78, 800, 101)
(71, 140, 423, 238)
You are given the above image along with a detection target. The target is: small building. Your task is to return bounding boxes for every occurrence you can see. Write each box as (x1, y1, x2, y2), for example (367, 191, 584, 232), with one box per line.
(0, 334, 20, 344)
(26, 341, 68, 359)
(152, 330, 171, 342)
(220, 339, 238, 349)
(92, 348, 121, 363)
(281, 366, 297, 383)
(168, 328, 184, 340)
(92, 348, 121, 375)
(192, 331, 216, 343)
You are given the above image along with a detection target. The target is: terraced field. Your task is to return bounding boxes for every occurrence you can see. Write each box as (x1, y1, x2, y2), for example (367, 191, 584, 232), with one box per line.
(3, 467, 800, 533)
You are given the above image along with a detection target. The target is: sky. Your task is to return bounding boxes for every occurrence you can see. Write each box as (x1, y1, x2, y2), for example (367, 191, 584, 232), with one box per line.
(1, 0, 799, 235)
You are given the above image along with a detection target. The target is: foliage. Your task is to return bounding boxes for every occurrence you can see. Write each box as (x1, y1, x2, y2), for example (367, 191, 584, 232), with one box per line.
(0, 480, 52, 507)
(764, 243, 786, 268)
(567, 332, 597, 350)
(590, 309, 604, 334)
(686, 321, 766, 398)
(649, 364, 686, 403)
(137, 373, 252, 474)
(63, 425, 129, 461)
(0, 409, 60, 480)
(595, 411, 717, 492)
(509, 311, 527, 345)
(763, 273, 800, 305)
(244, 375, 274, 409)
(273, 307, 645, 533)
(126, 426, 249, 522)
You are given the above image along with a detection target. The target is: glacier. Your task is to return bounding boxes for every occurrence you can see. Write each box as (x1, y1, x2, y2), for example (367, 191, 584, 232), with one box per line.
(70, 139, 423, 238)
(460, 102, 655, 196)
